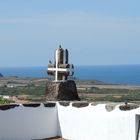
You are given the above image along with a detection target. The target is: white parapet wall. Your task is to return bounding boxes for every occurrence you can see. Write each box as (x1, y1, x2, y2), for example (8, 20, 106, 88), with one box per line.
(0, 102, 140, 140)
(0, 103, 60, 140)
(57, 103, 140, 140)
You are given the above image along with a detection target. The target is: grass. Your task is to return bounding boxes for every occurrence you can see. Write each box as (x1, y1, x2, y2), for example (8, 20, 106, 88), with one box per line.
(0, 85, 45, 96)
(1, 84, 140, 103)
(0, 97, 13, 104)
(78, 87, 140, 102)
(0, 85, 46, 103)
(79, 86, 140, 94)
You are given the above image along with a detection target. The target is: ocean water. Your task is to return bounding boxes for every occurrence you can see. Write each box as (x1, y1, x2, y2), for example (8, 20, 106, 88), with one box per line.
(75, 65, 140, 85)
(0, 65, 140, 85)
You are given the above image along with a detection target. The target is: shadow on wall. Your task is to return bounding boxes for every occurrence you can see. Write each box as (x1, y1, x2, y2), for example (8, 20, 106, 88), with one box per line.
(0, 102, 59, 140)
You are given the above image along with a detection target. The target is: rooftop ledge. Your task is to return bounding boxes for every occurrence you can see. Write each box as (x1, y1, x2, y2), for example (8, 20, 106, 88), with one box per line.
(0, 102, 139, 111)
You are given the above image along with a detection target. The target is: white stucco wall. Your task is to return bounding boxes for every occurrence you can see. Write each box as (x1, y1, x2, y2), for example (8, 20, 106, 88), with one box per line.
(57, 103, 140, 140)
(0, 103, 140, 140)
(0, 103, 59, 140)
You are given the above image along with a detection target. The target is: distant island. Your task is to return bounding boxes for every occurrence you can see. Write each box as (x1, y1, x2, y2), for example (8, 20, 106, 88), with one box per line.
(0, 73, 3, 77)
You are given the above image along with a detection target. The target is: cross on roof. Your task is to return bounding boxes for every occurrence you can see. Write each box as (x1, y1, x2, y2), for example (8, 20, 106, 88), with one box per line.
(47, 46, 74, 82)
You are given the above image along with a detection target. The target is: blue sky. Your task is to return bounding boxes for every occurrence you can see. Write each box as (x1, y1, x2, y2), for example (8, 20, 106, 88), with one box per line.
(0, 0, 140, 67)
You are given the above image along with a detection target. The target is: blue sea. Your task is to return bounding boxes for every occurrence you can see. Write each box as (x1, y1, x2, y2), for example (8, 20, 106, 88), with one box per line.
(0, 65, 140, 85)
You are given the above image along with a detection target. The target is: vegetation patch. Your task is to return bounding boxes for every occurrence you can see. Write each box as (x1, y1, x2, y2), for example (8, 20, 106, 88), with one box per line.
(0, 97, 13, 105)
(79, 87, 140, 102)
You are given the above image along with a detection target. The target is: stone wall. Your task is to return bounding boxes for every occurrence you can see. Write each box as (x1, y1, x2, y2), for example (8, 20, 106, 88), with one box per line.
(46, 80, 80, 101)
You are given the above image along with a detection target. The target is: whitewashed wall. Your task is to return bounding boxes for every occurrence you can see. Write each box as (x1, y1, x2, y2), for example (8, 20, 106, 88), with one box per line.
(0, 103, 59, 140)
(0, 103, 140, 140)
(57, 103, 140, 140)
